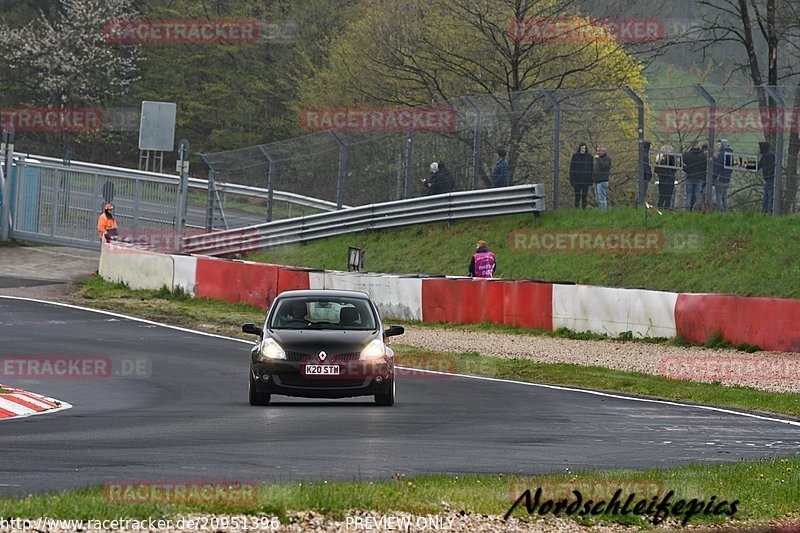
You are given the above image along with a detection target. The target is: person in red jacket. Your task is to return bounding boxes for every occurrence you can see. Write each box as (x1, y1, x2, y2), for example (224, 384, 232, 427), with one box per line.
(468, 240, 496, 278)
(97, 203, 119, 242)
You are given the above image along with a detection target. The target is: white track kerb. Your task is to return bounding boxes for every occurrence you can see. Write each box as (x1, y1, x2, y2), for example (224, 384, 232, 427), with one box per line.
(2, 295, 798, 428)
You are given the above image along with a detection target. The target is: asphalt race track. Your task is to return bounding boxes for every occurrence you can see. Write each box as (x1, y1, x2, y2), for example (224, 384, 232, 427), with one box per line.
(1, 296, 799, 497)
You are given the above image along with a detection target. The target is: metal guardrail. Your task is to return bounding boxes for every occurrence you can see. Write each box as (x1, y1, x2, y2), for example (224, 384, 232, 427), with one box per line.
(182, 184, 545, 256)
(13, 153, 344, 212)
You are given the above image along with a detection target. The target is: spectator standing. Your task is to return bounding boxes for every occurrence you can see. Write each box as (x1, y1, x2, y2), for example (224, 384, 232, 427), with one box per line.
(569, 142, 594, 208)
(759, 141, 776, 214)
(592, 146, 612, 211)
(97, 203, 118, 242)
(421, 161, 454, 195)
(654, 144, 677, 209)
(491, 148, 509, 187)
(468, 240, 496, 278)
(682, 140, 706, 211)
(713, 139, 734, 212)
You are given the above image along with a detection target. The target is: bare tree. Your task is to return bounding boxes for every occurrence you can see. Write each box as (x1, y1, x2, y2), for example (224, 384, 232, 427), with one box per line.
(690, 0, 800, 210)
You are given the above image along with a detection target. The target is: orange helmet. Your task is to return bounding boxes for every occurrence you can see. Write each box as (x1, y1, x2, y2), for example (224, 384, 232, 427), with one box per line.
(104, 204, 114, 210)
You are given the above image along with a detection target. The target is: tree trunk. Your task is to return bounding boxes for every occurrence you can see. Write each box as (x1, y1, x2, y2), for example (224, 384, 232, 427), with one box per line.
(782, 84, 800, 213)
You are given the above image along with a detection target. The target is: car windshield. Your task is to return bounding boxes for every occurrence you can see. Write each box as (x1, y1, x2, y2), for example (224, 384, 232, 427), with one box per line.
(268, 296, 377, 330)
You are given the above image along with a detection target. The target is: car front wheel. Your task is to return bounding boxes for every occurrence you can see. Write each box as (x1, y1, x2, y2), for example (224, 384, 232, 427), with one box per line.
(374, 379, 395, 406)
(249, 373, 271, 406)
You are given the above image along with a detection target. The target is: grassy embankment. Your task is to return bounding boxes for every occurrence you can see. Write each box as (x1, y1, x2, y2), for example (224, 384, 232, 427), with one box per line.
(245, 208, 800, 299)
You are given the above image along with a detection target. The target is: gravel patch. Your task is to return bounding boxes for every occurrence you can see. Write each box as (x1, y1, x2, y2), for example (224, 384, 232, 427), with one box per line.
(397, 328, 800, 395)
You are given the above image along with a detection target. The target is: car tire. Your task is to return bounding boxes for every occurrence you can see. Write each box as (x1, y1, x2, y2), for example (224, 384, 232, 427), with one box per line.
(374, 379, 395, 406)
(249, 374, 271, 406)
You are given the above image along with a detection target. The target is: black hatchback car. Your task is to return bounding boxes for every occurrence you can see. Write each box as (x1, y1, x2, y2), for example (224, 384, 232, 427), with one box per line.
(242, 290, 404, 406)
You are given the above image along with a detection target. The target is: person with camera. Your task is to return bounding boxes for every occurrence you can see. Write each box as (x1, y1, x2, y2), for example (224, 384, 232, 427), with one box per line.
(97, 203, 119, 243)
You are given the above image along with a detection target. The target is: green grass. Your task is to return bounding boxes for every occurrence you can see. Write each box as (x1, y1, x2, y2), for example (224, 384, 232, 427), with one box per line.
(74, 276, 265, 338)
(245, 209, 800, 299)
(391, 345, 800, 418)
(0, 459, 797, 528)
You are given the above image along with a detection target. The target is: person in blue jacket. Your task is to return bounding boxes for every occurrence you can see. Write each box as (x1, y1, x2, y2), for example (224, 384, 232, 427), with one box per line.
(491, 148, 509, 187)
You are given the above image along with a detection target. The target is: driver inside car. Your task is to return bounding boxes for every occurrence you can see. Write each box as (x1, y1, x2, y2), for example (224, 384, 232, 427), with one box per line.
(290, 302, 308, 321)
(277, 301, 308, 326)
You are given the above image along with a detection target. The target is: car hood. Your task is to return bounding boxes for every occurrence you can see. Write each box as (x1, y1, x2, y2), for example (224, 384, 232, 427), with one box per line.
(266, 328, 379, 354)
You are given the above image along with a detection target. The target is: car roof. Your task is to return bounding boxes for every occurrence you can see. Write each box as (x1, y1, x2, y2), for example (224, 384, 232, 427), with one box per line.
(275, 289, 371, 299)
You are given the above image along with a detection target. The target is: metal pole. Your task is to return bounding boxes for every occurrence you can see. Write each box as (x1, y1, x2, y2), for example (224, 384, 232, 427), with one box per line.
(540, 90, 561, 210)
(762, 85, 784, 216)
(258, 145, 276, 222)
(404, 131, 413, 199)
(175, 139, 189, 233)
(395, 155, 403, 200)
(0, 130, 14, 241)
(198, 153, 215, 231)
(694, 84, 716, 208)
(461, 96, 481, 190)
(206, 170, 216, 231)
(622, 86, 645, 207)
(329, 131, 346, 209)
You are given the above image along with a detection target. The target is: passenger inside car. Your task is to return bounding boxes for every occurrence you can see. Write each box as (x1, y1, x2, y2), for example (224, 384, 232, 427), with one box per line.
(339, 307, 361, 327)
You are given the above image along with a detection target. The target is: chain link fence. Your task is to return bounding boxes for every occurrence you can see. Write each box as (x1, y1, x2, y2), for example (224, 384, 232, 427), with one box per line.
(203, 85, 800, 216)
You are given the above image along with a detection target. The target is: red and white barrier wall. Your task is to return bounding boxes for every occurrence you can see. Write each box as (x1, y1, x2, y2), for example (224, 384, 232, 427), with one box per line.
(99, 243, 800, 353)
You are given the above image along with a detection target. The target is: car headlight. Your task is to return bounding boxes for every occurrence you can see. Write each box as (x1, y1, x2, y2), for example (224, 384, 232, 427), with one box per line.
(359, 339, 386, 360)
(259, 337, 286, 360)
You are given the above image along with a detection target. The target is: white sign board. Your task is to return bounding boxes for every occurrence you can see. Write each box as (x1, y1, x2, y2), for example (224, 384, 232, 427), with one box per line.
(139, 101, 176, 152)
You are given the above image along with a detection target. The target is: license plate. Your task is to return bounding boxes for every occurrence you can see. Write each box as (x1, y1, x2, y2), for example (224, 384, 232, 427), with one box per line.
(303, 364, 340, 376)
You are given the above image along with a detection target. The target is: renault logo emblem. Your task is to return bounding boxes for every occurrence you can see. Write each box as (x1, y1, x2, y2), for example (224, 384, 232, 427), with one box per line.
(318, 350, 328, 361)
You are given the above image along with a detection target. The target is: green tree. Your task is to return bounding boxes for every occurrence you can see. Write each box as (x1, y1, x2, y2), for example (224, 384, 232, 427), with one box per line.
(300, 0, 647, 188)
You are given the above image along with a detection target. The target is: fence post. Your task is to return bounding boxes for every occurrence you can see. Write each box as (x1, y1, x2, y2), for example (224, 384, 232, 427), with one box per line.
(0, 130, 14, 241)
(258, 145, 276, 222)
(622, 86, 645, 207)
(395, 155, 403, 200)
(694, 84, 716, 208)
(762, 85, 784, 216)
(330, 131, 346, 209)
(540, 90, 560, 210)
(175, 139, 189, 233)
(404, 131, 414, 199)
(461, 96, 481, 190)
(198, 153, 215, 231)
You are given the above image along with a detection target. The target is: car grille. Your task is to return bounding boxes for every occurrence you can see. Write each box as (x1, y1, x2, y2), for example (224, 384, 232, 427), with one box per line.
(285, 352, 360, 362)
(275, 374, 368, 389)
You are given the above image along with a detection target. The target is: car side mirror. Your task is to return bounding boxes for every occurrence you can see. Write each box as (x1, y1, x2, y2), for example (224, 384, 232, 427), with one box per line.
(384, 325, 404, 337)
(242, 323, 263, 336)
